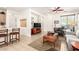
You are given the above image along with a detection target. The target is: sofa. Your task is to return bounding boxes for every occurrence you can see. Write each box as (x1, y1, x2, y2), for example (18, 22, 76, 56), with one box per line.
(54, 27, 65, 36)
(65, 29, 79, 51)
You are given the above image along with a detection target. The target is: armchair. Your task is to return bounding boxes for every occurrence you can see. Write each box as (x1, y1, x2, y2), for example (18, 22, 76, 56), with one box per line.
(43, 32, 58, 48)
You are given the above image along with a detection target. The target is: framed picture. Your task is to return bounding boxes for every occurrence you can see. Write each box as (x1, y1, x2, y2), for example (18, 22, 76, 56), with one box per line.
(20, 19, 26, 27)
(54, 20, 59, 24)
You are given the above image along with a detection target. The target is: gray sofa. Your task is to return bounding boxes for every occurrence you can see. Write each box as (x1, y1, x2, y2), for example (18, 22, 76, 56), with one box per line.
(65, 29, 79, 51)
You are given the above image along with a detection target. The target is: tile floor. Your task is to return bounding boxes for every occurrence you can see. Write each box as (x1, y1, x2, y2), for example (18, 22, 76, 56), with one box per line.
(0, 35, 37, 51)
(0, 32, 68, 51)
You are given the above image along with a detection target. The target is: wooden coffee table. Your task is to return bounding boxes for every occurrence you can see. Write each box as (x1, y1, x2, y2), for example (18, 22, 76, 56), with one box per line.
(71, 41, 79, 51)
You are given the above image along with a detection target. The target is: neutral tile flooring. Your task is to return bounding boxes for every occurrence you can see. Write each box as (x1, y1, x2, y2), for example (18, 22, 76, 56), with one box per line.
(0, 32, 68, 51)
(0, 36, 37, 51)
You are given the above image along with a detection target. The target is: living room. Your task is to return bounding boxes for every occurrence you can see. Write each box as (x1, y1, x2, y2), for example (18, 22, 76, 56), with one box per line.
(0, 7, 79, 51)
(30, 7, 79, 51)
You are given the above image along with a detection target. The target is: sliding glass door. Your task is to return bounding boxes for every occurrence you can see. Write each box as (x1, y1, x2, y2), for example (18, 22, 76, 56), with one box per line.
(61, 16, 67, 26)
(61, 14, 75, 32)
(67, 15, 75, 26)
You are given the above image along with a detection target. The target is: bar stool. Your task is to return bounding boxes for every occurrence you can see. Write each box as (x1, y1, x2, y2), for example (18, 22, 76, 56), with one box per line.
(0, 29, 8, 45)
(9, 28, 20, 43)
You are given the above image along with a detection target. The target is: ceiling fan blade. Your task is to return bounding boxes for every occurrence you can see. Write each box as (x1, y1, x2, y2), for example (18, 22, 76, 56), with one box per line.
(53, 7, 60, 11)
(52, 9, 63, 12)
(52, 10, 56, 11)
(57, 9, 64, 11)
(56, 7, 60, 10)
(52, 7, 61, 11)
(51, 7, 64, 12)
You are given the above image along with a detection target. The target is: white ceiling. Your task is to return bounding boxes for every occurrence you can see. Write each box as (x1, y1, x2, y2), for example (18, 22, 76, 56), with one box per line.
(31, 7, 50, 14)
(31, 7, 79, 14)
(1, 7, 79, 14)
(6, 7, 27, 11)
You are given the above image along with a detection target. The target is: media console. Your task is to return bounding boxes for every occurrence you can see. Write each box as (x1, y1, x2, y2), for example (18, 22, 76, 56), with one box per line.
(31, 27, 41, 35)
(31, 23, 41, 35)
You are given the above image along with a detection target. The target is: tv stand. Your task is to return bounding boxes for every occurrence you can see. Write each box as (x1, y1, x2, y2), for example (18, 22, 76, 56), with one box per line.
(31, 27, 41, 35)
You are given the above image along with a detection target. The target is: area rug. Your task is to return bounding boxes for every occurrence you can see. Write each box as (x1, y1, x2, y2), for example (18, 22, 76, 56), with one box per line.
(46, 48, 58, 51)
(29, 37, 61, 51)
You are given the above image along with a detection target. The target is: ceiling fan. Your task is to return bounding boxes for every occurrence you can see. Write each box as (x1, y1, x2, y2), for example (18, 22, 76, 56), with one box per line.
(51, 7, 64, 12)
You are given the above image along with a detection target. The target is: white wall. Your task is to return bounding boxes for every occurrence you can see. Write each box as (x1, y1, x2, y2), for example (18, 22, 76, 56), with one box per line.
(6, 9, 19, 28)
(6, 9, 32, 37)
(43, 13, 62, 32)
(43, 14, 54, 32)
(18, 9, 31, 37)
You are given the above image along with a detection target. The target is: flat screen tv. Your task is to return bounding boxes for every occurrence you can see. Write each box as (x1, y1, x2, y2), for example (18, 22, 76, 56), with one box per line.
(34, 23, 41, 27)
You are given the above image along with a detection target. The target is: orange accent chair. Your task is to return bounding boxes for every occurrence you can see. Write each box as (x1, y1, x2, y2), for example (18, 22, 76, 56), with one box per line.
(43, 32, 58, 48)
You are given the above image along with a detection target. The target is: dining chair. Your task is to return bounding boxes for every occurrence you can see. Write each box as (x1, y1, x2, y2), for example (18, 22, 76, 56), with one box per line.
(9, 28, 20, 43)
(0, 29, 8, 45)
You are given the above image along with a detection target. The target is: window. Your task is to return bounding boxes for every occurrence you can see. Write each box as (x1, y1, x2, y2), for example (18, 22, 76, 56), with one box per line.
(61, 16, 67, 26)
(68, 15, 75, 26)
(61, 14, 75, 32)
(61, 14, 75, 26)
